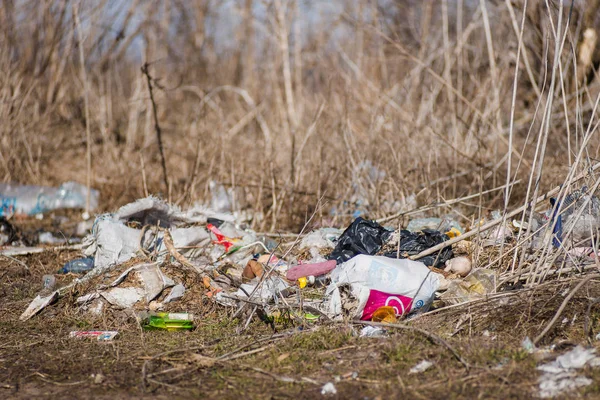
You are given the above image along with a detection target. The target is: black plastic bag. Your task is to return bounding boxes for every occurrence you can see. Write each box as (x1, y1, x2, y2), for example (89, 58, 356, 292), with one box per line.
(328, 217, 392, 264)
(384, 229, 453, 268)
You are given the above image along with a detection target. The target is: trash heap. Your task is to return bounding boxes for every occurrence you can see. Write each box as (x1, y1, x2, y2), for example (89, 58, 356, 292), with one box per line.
(16, 184, 600, 332)
(17, 196, 481, 326)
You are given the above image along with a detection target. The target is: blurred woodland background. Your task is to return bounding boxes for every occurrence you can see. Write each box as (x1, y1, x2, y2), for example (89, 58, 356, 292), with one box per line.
(1, 0, 600, 231)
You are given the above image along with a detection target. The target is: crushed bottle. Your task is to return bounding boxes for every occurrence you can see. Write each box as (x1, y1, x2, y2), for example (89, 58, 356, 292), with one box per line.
(59, 257, 94, 274)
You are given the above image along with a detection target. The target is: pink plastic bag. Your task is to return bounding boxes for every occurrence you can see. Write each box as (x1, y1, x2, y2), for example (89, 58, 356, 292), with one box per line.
(361, 289, 414, 320)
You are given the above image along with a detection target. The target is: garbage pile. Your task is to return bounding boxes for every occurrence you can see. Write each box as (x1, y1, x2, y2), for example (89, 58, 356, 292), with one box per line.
(14, 184, 600, 331)
(0, 181, 100, 247)
(17, 196, 485, 326)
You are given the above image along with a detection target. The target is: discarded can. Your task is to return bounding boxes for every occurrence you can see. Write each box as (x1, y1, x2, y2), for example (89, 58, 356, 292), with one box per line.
(59, 257, 94, 274)
(141, 312, 195, 331)
(69, 331, 118, 341)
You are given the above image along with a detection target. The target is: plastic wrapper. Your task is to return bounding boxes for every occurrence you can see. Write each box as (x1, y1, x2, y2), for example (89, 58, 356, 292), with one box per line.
(440, 269, 496, 305)
(325, 255, 440, 320)
(209, 181, 233, 213)
(216, 276, 290, 306)
(300, 228, 342, 250)
(84, 217, 212, 271)
(407, 217, 463, 234)
(328, 217, 392, 264)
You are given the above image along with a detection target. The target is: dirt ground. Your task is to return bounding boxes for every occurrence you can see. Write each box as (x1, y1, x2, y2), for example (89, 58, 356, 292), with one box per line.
(2, 217, 600, 399)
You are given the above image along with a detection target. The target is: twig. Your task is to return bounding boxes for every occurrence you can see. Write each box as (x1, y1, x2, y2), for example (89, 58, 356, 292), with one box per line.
(220, 344, 272, 362)
(73, 2, 92, 217)
(140, 153, 149, 197)
(241, 195, 325, 313)
(0, 253, 29, 269)
(534, 274, 599, 345)
(162, 228, 199, 273)
(217, 332, 296, 360)
(142, 345, 208, 387)
(33, 372, 86, 386)
(238, 364, 315, 384)
(141, 62, 169, 196)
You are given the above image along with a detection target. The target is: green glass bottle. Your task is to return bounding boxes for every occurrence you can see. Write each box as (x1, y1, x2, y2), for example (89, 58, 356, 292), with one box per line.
(141, 312, 195, 331)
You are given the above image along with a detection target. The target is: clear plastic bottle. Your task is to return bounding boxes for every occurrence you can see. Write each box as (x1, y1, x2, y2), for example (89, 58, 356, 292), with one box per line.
(59, 257, 95, 274)
(42, 274, 56, 290)
(0, 181, 99, 216)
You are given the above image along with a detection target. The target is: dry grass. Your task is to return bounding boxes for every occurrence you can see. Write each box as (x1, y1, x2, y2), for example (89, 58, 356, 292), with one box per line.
(2, 0, 600, 232)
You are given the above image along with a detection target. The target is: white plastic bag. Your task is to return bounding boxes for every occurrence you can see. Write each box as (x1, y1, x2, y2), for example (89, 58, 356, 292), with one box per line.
(325, 255, 440, 320)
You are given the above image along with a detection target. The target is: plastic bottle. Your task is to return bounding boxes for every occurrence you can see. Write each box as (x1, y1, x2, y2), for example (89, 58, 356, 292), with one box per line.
(59, 257, 95, 274)
(141, 312, 195, 331)
(0, 181, 99, 216)
(42, 274, 56, 290)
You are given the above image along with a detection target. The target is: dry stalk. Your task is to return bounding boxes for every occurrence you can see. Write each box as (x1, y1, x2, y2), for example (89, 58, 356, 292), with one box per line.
(141, 62, 170, 198)
(73, 2, 92, 216)
(533, 274, 600, 345)
(410, 161, 600, 262)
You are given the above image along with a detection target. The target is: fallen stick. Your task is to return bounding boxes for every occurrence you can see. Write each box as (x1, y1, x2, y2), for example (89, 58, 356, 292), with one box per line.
(410, 162, 600, 262)
(162, 229, 199, 273)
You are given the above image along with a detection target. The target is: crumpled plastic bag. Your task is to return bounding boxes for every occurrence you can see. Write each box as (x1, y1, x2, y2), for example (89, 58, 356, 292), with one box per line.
(407, 216, 463, 234)
(440, 269, 496, 305)
(84, 217, 211, 271)
(384, 229, 453, 268)
(328, 218, 392, 264)
(324, 255, 440, 320)
(114, 195, 235, 226)
(300, 228, 342, 250)
(215, 276, 289, 306)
